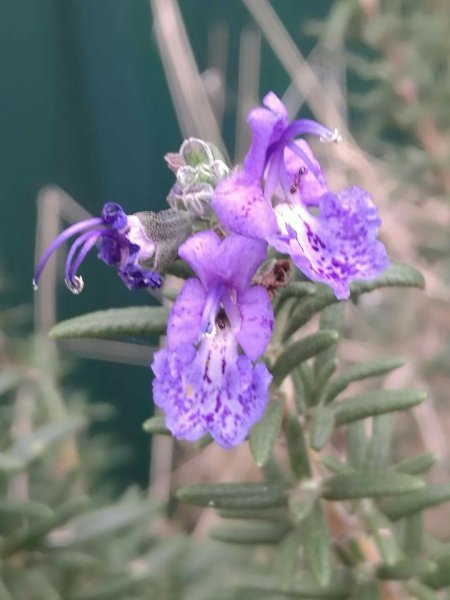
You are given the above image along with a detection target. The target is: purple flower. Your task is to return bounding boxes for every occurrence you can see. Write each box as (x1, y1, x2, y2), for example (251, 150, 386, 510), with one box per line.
(212, 92, 389, 300)
(151, 230, 273, 449)
(33, 202, 165, 293)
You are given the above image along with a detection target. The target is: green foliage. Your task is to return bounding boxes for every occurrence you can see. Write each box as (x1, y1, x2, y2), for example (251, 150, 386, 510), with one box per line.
(50, 306, 169, 339)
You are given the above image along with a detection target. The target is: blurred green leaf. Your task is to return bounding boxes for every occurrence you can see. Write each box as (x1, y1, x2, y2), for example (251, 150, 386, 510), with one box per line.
(48, 499, 161, 547)
(320, 455, 352, 474)
(275, 528, 302, 589)
(1, 497, 88, 557)
(301, 502, 332, 586)
(334, 389, 426, 425)
(365, 413, 393, 470)
(0, 500, 53, 520)
(310, 407, 335, 451)
(176, 482, 287, 509)
(250, 395, 285, 467)
(0, 452, 25, 475)
(381, 483, 450, 521)
(209, 522, 288, 545)
(392, 452, 437, 475)
(142, 415, 170, 435)
(362, 506, 401, 565)
(347, 421, 367, 469)
(234, 574, 350, 598)
(9, 417, 86, 465)
(272, 331, 338, 387)
(322, 471, 424, 500)
(322, 357, 405, 404)
(284, 264, 424, 339)
(286, 415, 311, 480)
(50, 306, 169, 339)
(377, 558, 437, 580)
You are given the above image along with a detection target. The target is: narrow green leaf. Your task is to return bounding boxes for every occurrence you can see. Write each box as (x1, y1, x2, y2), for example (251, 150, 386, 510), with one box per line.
(286, 415, 311, 480)
(349, 263, 425, 294)
(362, 506, 401, 565)
(393, 452, 437, 475)
(176, 482, 287, 509)
(284, 264, 424, 339)
(235, 574, 351, 598)
(288, 483, 319, 523)
(69, 571, 158, 600)
(323, 357, 405, 404)
(48, 500, 161, 547)
(276, 282, 318, 303)
(50, 306, 169, 339)
(250, 396, 285, 466)
(320, 455, 352, 474)
(347, 421, 367, 469)
(8, 417, 86, 464)
(217, 507, 287, 521)
(314, 304, 343, 375)
(209, 521, 288, 545)
(406, 581, 439, 600)
(301, 502, 332, 586)
(321, 471, 424, 500)
(142, 415, 170, 435)
(310, 407, 335, 451)
(272, 331, 339, 387)
(0, 496, 88, 557)
(0, 452, 25, 475)
(365, 414, 393, 470)
(0, 500, 53, 520)
(403, 513, 423, 556)
(313, 359, 338, 405)
(377, 558, 437, 580)
(275, 528, 302, 589)
(381, 483, 450, 521)
(334, 389, 426, 425)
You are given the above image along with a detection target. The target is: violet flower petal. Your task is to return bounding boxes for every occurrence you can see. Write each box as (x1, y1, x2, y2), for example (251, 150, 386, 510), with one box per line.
(212, 172, 278, 239)
(243, 93, 288, 179)
(178, 230, 222, 289)
(152, 326, 271, 449)
(270, 186, 389, 300)
(166, 278, 206, 350)
(236, 285, 274, 361)
(214, 234, 268, 291)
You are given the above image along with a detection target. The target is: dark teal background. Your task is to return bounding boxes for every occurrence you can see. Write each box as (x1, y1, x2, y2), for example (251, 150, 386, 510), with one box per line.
(0, 0, 331, 486)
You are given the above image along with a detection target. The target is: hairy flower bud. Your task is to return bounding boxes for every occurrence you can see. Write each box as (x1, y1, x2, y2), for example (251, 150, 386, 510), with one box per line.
(166, 137, 230, 217)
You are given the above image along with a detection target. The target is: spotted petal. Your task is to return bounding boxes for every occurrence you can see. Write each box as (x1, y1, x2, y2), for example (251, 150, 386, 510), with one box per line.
(212, 172, 278, 239)
(215, 234, 268, 291)
(270, 186, 390, 299)
(152, 327, 271, 449)
(166, 278, 206, 350)
(178, 230, 222, 289)
(236, 286, 274, 361)
(283, 141, 329, 206)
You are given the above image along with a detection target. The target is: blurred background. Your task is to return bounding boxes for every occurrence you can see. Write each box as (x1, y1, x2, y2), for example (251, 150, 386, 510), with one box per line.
(1, 0, 449, 495)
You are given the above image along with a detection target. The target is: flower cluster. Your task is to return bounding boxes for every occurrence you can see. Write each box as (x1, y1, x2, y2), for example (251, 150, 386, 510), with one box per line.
(34, 92, 389, 449)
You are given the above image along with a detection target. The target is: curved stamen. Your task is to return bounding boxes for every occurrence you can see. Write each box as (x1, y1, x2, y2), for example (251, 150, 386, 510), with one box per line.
(282, 119, 341, 144)
(64, 229, 104, 289)
(65, 233, 103, 294)
(33, 217, 103, 290)
(286, 141, 322, 181)
(200, 282, 224, 336)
